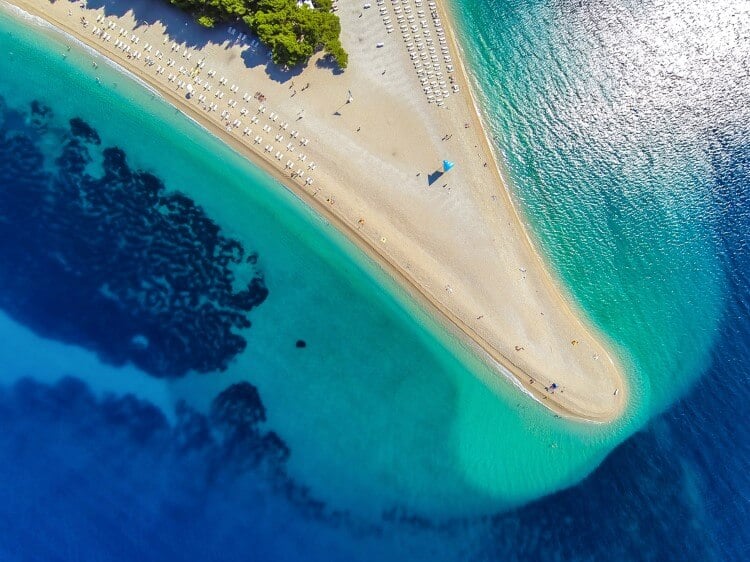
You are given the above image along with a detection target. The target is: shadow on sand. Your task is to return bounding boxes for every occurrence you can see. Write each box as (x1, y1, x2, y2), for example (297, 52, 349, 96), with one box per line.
(315, 56, 344, 75)
(427, 170, 444, 186)
(78, 0, 333, 84)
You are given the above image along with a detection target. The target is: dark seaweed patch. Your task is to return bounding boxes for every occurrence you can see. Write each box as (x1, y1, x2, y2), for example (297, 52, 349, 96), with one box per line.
(69, 116, 101, 144)
(0, 376, 317, 521)
(30, 100, 53, 129)
(0, 100, 268, 377)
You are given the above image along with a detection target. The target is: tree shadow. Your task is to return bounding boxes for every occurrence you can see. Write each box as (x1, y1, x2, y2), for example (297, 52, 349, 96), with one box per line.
(240, 47, 306, 85)
(315, 55, 344, 75)
(79, 0, 333, 83)
(82, 0, 216, 50)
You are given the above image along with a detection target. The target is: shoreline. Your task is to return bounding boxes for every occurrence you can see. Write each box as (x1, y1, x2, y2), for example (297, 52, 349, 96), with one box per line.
(4, 0, 627, 422)
(433, 1, 631, 415)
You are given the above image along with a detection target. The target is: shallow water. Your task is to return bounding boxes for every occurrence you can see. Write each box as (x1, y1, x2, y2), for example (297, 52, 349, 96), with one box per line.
(454, 0, 742, 412)
(0, 2, 640, 520)
(452, 0, 750, 558)
(0, 0, 749, 559)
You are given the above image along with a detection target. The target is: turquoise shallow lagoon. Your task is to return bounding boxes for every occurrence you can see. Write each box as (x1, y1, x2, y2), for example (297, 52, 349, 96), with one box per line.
(0, 5, 644, 519)
(0, 0, 749, 559)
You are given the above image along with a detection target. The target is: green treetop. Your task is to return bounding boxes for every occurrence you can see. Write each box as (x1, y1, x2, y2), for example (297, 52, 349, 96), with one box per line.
(168, 0, 348, 69)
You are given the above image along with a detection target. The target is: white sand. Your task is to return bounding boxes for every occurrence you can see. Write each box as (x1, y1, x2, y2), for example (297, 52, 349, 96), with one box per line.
(9, 0, 627, 421)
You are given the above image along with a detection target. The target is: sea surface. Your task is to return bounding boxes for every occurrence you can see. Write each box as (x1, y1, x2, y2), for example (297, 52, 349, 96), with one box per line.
(0, 0, 748, 560)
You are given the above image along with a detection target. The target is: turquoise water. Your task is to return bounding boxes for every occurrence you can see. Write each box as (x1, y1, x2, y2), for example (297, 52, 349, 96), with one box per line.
(453, 0, 733, 413)
(0, 5, 644, 520)
(0, 0, 748, 559)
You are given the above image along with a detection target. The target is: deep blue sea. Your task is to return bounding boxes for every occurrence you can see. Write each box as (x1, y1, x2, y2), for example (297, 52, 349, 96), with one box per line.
(0, 0, 748, 560)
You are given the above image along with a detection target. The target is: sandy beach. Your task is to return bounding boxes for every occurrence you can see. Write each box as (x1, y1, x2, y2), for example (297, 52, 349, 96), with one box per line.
(5, 0, 627, 421)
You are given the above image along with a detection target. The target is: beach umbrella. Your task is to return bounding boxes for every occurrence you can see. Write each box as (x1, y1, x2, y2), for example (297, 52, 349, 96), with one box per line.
(443, 160, 455, 172)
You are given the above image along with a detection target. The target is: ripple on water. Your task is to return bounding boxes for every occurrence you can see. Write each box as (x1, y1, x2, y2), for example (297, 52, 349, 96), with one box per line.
(0, 0, 745, 529)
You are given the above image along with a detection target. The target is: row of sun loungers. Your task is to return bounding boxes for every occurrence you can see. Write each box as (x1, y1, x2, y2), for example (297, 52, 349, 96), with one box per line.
(89, 15, 318, 188)
(376, 0, 458, 106)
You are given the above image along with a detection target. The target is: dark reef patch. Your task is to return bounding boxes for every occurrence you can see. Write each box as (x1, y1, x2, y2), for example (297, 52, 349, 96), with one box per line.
(210, 382, 291, 475)
(0, 99, 269, 377)
(1, 377, 288, 472)
(69, 116, 101, 144)
(0, 376, 332, 527)
(29, 100, 53, 129)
